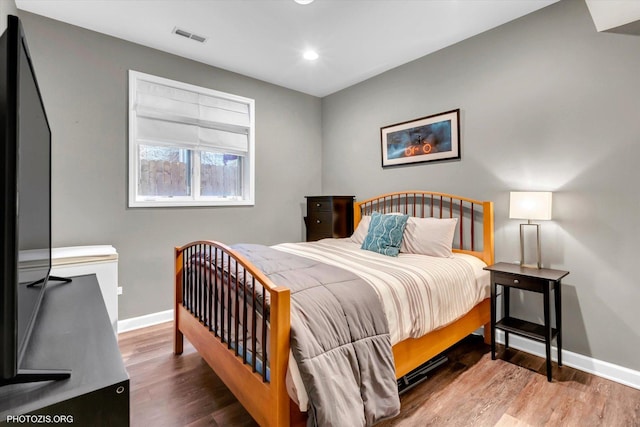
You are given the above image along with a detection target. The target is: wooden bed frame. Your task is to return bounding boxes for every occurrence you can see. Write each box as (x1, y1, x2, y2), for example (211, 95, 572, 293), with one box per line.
(174, 191, 494, 426)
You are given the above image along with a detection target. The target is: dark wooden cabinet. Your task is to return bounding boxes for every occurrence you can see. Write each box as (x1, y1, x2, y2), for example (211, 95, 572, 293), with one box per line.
(484, 262, 569, 382)
(305, 196, 355, 241)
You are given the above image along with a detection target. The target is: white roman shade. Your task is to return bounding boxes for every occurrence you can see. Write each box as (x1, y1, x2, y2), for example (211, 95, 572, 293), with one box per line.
(133, 78, 251, 155)
(128, 70, 256, 207)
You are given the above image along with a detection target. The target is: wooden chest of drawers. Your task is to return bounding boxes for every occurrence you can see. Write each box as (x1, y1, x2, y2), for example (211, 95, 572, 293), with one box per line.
(305, 196, 354, 242)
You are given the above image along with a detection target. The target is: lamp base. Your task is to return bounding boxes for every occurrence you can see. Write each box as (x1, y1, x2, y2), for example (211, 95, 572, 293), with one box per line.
(520, 222, 542, 269)
(520, 262, 541, 269)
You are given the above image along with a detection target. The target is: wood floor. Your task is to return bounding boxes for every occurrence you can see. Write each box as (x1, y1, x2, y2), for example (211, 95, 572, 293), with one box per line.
(118, 322, 640, 427)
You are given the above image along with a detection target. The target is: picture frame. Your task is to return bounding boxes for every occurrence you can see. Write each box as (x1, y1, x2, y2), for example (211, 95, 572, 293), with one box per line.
(380, 109, 460, 167)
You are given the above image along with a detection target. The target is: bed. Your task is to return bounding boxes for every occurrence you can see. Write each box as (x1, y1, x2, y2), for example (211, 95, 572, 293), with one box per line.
(173, 191, 494, 426)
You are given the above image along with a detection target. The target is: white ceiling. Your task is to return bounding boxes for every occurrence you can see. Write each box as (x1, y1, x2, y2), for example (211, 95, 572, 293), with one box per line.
(16, 0, 558, 97)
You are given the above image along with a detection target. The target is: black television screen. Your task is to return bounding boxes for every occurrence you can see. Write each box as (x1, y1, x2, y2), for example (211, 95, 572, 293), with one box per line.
(0, 15, 55, 383)
(15, 18, 52, 360)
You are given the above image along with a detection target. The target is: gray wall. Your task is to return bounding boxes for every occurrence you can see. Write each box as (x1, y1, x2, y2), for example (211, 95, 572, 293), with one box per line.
(16, 11, 322, 320)
(322, 0, 640, 372)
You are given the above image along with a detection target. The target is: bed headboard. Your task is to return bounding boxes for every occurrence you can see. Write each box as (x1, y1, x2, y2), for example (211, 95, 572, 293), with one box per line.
(354, 191, 494, 265)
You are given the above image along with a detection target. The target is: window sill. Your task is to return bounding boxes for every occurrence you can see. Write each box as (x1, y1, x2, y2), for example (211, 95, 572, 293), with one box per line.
(128, 198, 255, 208)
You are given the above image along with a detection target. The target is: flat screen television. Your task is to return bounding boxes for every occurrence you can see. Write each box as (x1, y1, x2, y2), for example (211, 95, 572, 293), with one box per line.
(1, 15, 70, 386)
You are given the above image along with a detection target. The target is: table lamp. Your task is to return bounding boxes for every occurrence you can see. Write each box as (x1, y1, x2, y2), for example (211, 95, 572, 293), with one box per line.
(509, 191, 552, 269)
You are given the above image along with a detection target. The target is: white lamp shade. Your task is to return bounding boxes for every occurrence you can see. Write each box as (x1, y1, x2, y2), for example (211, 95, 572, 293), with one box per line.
(509, 191, 552, 220)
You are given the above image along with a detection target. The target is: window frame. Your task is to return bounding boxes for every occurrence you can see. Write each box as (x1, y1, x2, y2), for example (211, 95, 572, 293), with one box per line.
(128, 70, 255, 207)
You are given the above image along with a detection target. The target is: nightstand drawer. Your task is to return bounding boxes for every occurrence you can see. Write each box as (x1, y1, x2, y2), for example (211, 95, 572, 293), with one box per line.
(308, 198, 332, 212)
(492, 272, 547, 292)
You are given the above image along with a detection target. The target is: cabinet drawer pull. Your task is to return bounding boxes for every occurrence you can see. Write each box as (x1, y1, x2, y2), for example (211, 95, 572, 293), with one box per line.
(316, 203, 321, 207)
(316, 219, 321, 224)
(513, 279, 519, 284)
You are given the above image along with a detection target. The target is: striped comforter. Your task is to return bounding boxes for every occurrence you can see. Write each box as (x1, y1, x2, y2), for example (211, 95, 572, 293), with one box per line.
(274, 238, 490, 346)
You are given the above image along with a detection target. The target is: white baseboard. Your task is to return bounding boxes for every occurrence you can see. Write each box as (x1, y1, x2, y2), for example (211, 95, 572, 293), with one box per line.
(493, 330, 640, 391)
(117, 311, 640, 391)
(117, 309, 173, 333)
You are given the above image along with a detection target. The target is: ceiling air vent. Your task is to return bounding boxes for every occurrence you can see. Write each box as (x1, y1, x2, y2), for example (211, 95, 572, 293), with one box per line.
(172, 27, 207, 43)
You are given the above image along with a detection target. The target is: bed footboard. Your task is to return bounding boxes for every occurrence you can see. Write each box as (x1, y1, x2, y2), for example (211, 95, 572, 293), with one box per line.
(174, 241, 292, 427)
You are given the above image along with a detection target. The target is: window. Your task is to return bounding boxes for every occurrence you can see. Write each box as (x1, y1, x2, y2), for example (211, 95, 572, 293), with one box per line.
(128, 70, 255, 207)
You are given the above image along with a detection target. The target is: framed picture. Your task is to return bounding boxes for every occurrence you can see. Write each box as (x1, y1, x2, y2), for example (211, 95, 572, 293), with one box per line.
(381, 109, 460, 167)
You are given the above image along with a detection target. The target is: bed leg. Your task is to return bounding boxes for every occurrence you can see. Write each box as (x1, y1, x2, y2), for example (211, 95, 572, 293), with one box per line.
(483, 321, 492, 345)
(174, 322, 184, 355)
(174, 246, 184, 355)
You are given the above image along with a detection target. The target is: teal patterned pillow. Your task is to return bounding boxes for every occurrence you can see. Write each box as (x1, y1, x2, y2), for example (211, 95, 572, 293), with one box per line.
(361, 212, 409, 257)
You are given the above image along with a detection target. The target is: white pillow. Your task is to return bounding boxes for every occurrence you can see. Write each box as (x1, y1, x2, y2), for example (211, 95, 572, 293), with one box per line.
(401, 217, 458, 258)
(350, 215, 371, 244)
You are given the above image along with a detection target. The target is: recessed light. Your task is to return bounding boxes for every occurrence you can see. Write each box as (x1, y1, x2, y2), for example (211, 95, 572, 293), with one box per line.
(303, 50, 319, 61)
(295, 0, 314, 4)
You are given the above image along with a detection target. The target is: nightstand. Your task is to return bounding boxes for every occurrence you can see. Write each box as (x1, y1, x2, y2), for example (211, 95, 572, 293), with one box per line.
(304, 196, 354, 241)
(484, 262, 569, 381)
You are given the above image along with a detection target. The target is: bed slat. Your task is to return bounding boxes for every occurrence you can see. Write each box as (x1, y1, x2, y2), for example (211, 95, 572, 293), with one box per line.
(262, 285, 268, 382)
